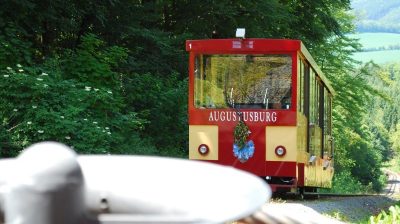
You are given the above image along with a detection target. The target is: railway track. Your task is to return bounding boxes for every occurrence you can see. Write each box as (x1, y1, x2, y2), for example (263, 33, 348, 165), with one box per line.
(236, 195, 395, 224)
(236, 170, 400, 224)
(281, 192, 377, 200)
(382, 169, 400, 198)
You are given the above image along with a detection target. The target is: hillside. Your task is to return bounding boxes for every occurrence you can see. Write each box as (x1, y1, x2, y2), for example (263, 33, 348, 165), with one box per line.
(352, 48, 400, 64)
(351, 0, 400, 33)
(349, 32, 400, 64)
(350, 0, 400, 64)
(349, 32, 400, 50)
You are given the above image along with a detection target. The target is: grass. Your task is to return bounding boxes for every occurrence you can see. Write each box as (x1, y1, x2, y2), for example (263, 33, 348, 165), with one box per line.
(349, 33, 400, 49)
(366, 204, 400, 224)
(362, 156, 400, 223)
(349, 32, 400, 64)
(384, 153, 400, 173)
(323, 210, 350, 223)
(352, 49, 400, 64)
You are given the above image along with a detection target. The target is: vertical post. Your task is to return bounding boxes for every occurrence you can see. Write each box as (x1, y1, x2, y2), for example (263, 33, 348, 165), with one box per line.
(4, 142, 85, 224)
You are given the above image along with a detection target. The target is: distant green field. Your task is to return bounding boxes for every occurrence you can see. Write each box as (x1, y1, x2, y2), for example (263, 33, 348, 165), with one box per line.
(348, 32, 400, 64)
(349, 32, 400, 49)
(352, 49, 400, 64)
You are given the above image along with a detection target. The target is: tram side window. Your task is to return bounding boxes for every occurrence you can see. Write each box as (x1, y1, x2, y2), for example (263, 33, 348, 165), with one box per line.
(308, 70, 315, 154)
(323, 90, 333, 158)
(194, 55, 202, 106)
(297, 59, 305, 113)
(319, 84, 324, 157)
(194, 54, 292, 109)
(308, 70, 322, 157)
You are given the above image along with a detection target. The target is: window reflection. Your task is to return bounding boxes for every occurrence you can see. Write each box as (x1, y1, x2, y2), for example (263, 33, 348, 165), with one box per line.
(194, 54, 292, 109)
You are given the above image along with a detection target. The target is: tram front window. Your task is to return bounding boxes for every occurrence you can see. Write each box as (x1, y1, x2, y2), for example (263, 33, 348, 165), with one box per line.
(194, 54, 292, 109)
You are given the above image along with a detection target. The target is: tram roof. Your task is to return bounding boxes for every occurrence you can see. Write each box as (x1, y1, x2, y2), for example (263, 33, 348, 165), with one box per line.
(186, 38, 335, 95)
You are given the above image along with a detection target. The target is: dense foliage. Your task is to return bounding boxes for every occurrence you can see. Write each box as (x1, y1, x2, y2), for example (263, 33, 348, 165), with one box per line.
(369, 63, 400, 157)
(369, 204, 400, 224)
(0, 0, 395, 192)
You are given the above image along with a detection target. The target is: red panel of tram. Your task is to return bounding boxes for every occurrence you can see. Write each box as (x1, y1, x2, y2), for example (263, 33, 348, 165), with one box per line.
(186, 38, 302, 53)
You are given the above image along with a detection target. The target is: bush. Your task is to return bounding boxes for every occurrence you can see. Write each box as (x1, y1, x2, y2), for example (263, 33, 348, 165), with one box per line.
(369, 204, 400, 224)
(0, 35, 152, 156)
(327, 171, 368, 194)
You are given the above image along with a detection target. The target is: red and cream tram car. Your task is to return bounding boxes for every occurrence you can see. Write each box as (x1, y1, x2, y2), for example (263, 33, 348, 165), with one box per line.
(186, 38, 334, 194)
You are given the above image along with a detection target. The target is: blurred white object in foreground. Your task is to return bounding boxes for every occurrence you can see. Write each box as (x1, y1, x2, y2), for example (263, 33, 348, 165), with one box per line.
(0, 142, 270, 224)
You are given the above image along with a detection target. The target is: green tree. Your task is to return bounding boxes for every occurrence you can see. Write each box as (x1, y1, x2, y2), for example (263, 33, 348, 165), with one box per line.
(0, 35, 153, 156)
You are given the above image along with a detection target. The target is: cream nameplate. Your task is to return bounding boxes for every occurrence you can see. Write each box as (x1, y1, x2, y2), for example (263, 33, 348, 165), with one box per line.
(208, 111, 277, 123)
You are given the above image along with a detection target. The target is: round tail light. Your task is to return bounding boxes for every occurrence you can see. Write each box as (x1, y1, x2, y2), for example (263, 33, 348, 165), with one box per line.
(198, 144, 209, 155)
(275, 146, 286, 157)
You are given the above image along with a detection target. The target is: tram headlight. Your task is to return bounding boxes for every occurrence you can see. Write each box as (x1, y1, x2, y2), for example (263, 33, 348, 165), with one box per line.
(198, 144, 209, 155)
(275, 146, 286, 157)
